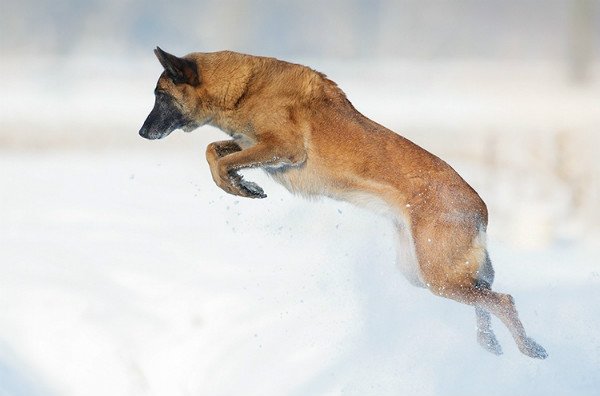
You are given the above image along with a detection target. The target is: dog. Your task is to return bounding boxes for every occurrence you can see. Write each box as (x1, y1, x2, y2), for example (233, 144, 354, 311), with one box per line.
(140, 47, 547, 359)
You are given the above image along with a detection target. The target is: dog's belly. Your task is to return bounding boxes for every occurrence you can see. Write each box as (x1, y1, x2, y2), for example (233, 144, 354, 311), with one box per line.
(342, 191, 425, 287)
(394, 216, 425, 287)
(266, 165, 425, 287)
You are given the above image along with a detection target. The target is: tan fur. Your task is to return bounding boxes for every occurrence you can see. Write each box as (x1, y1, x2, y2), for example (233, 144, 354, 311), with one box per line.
(144, 49, 547, 359)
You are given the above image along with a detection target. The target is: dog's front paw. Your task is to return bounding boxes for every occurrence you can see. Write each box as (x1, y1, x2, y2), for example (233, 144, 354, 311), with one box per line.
(238, 179, 266, 198)
(227, 171, 266, 199)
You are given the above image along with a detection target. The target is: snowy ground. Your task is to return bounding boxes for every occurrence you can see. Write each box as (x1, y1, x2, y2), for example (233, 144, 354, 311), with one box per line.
(2, 58, 599, 244)
(1, 58, 599, 395)
(1, 146, 599, 396)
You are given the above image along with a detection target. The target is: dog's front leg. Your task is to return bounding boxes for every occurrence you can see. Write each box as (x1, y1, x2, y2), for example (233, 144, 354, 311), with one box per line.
(206, 140, 251, 196)
(206, 140, 242, 158)
(206, 139, 304, 199)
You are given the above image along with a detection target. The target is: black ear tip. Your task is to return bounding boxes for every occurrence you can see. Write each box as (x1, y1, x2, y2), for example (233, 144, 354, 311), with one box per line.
(155, 46, 171, 58)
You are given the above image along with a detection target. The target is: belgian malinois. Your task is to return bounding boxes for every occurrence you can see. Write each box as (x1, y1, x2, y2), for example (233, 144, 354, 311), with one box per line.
(140, 47, 547, 359)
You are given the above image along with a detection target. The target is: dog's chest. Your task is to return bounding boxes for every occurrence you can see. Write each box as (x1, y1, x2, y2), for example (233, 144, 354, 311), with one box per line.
(265, 163, 325, 198)
(233, 134, 256, 150)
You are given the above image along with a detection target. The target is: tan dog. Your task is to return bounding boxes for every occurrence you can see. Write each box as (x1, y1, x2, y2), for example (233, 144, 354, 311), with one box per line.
(140, 47, 547, 359)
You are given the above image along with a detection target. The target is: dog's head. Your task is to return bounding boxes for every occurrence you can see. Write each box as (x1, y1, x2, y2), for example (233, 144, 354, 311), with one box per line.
(139, 47, 206, 140)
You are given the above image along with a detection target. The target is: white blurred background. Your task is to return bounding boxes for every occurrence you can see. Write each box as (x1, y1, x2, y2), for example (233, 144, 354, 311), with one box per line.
(1, 1, 599, 395)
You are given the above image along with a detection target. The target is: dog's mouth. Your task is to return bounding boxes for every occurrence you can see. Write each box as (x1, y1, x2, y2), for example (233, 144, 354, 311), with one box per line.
(139, 128, 174, 140)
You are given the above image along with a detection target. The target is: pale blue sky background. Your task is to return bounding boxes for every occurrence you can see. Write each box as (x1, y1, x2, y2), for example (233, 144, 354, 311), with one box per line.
(1, 0, 598, 60)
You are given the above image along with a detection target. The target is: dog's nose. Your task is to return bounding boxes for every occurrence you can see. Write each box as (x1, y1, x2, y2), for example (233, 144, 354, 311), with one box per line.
(139, 126, 150, 139)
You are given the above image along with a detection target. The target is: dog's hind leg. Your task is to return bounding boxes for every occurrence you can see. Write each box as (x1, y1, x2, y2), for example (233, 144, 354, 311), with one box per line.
(435, 285, 547, 359)
(476, 306, 502, 355)
(416, 228, 547, 359)
(477, 289, 547, 359)
(474, 252, 502, 355)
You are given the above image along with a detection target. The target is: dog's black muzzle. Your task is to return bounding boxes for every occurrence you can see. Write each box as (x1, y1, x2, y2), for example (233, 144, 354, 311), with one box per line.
(139, 92, 190, 140)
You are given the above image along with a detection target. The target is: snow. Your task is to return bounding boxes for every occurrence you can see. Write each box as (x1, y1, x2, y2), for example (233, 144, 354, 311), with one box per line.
(2, 59, 599, 244)
(1, 57, 599, 394)
(1, 147, 599, 395)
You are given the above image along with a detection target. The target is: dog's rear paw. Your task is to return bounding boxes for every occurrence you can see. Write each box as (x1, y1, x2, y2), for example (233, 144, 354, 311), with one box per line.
(520, 337, 548, 359)
(478, 330, 503, 356)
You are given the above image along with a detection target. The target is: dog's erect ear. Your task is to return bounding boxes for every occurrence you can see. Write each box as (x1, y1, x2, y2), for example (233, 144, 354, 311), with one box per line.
(154, 47, 200, 86)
